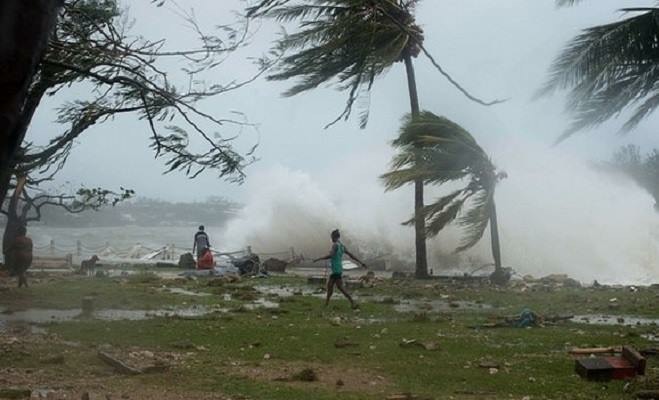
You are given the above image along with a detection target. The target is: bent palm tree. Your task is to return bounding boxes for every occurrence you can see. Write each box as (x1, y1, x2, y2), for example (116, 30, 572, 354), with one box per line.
(247, 0, 501, 278)
(540, 1, 659, 141)
(381, 111, 507, 281)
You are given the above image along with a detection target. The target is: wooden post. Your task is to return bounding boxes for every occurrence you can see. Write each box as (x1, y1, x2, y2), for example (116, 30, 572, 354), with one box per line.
(76, 240, 82, 257)
(290, 247, 295, 261)
(49, 239, 55, 255)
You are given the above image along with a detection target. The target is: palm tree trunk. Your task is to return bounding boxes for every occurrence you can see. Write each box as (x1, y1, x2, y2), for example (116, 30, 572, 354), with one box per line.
(489, 199, 502, 272)
(403, 53, 428, 279)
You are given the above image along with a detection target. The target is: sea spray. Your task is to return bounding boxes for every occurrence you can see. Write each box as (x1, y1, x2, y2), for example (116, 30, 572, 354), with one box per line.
(221, 138, 659, 284)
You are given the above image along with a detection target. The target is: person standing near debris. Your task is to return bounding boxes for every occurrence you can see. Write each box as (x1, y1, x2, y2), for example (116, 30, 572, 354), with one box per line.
(6, 225, 33, 288)
(313, 229, 367, 309)
(192, 225, 211, 259)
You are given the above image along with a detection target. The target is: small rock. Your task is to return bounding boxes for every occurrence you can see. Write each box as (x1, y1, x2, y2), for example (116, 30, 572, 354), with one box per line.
(478, 360, 500, 369)
(263, 353, 271, 360)
(291, 368, 317, 382)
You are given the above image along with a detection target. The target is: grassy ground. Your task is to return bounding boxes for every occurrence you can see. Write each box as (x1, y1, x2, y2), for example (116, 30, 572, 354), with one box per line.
(1, 273, 658, 399)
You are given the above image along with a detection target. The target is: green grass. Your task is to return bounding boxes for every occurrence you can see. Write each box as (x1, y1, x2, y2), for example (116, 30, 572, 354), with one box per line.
(2, 274, 658, 399)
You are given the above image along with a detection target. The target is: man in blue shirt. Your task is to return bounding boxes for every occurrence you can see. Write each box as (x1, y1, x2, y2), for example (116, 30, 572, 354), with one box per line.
(314, 229, 367, 309)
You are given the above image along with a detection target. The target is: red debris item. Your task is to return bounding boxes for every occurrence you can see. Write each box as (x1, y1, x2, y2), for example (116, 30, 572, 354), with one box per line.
(197, 249, 214, 270)
(605, 357, 636, 380)
(575, 346, 646, 381)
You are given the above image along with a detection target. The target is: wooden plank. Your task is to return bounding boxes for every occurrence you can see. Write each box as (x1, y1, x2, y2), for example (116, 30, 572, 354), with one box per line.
(575, 358, 614, 381)
(605, 356, 637, 380)
(569, 346, 619, 355)
(623, 346, 647, 375)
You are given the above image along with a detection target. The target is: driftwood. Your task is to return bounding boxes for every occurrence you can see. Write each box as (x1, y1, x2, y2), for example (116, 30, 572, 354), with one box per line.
(569, 347, 620, 356)
(97, 350, 142, 375)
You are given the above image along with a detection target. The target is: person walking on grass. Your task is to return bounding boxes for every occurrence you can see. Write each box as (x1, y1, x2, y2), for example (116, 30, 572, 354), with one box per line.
(313, 229, 367, 309)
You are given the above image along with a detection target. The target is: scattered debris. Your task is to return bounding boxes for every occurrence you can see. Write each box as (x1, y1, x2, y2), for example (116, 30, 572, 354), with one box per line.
(98, 349, 143, 375)
(97, 347, 173, 375)
(538, 274, 581, 288)
(263, 258, 288, 273)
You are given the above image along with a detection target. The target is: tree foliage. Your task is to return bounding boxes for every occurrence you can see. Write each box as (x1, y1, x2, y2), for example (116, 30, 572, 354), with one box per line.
(381, 111, 505, 252)
(1, 181, 134, 225)
(541, 1, 659, 141)
(12, 0, 276, 185)
(606, 144, 659, 209)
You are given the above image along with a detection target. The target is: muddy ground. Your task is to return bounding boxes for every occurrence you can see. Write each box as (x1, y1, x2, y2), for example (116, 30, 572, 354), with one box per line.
(1, 269, 659, 399)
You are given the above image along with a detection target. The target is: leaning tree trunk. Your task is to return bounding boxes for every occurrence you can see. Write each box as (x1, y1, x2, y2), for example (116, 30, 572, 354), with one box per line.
(0, 0, 61, 206)
(488, 197, 510, 285)
(403, 53, 429, 279)
(489, 198, 502, 272)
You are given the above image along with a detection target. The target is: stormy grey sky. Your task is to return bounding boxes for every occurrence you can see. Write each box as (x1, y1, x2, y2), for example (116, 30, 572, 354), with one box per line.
(27, 0, 659, 202)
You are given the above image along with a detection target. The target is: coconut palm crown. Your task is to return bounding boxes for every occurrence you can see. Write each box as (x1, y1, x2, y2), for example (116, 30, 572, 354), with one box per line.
(382, 111, 505, 254)
(249, 0, 424, 128)
(541, 1, 659, 141)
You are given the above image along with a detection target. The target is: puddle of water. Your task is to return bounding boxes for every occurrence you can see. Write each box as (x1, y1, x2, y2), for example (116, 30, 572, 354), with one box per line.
(393, 299, 492, 313)
(244, 298, 280, 310)
(0, 305, 227, 325)
(0, 319, 48, 335)
(161, 287, 211, 297)
(642, 333, 659, 342)
(254, 285, 317, 297)
(571, 314, 659, 326)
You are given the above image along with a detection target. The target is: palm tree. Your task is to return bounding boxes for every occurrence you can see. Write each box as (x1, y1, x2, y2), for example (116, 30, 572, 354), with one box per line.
(540, 1, 659, 141)
(247, 0, 501, 278)
(381, 111, 508, 283)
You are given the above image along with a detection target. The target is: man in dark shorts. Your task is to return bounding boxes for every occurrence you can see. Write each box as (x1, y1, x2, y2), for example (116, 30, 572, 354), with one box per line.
(314, 229, 367, 309)
(192, 225, 211, 259)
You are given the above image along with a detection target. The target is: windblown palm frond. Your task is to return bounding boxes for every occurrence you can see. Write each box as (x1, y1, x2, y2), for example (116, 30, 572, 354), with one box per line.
(555, 0, 585, 7)
(381, 111, 502, 252)
(540, 6, 659, 141)
(250, 0, 423, 128)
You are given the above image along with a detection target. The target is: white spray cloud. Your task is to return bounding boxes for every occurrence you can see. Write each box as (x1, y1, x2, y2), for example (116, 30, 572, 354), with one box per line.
(221, 136, 659, 284)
